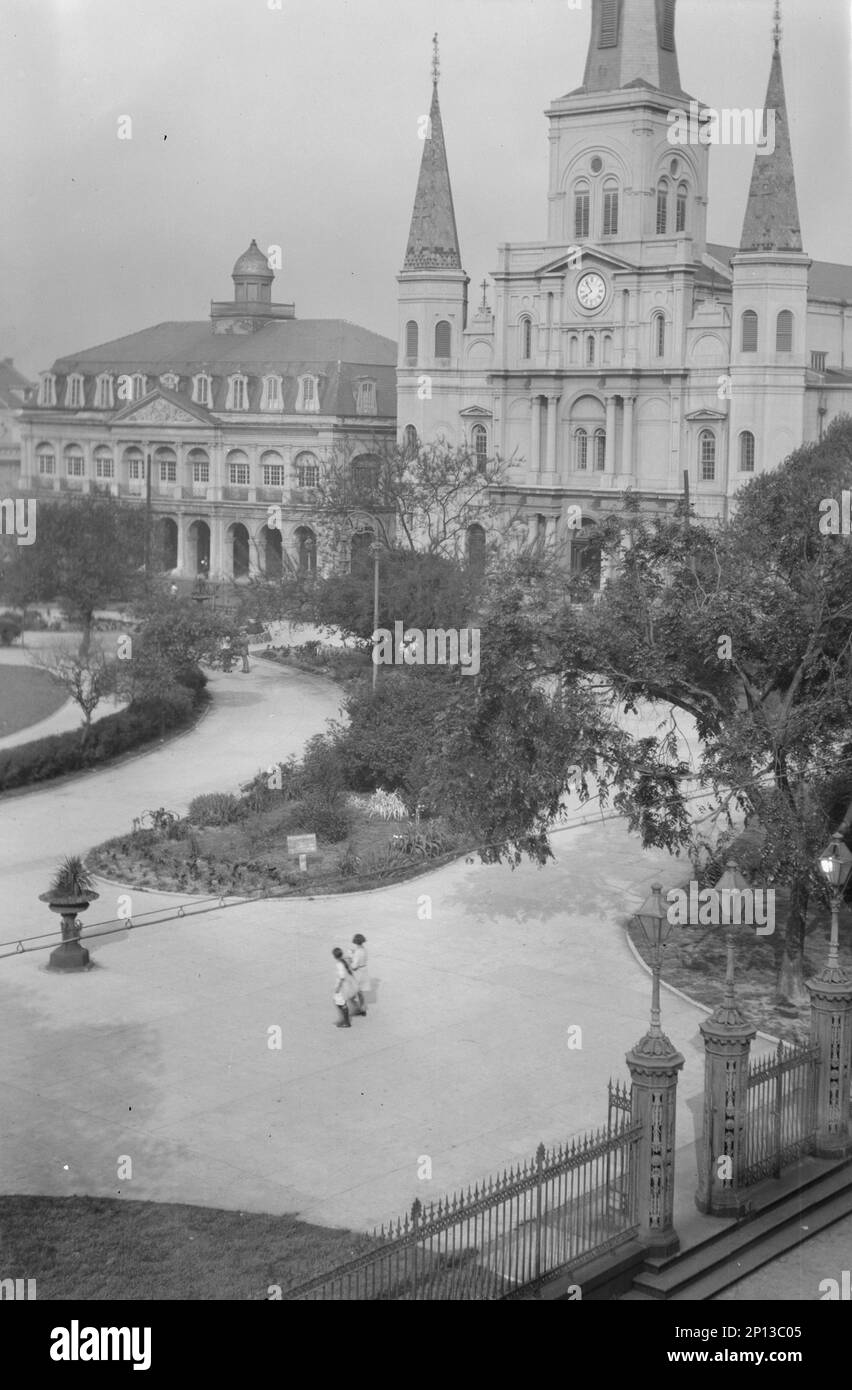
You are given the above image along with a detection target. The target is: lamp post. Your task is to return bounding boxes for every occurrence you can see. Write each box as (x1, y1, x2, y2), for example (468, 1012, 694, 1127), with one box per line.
(817, 836, 852, 973)
(696, 861, 756, 1214)
(626, 883, 685, 1255)
(808, 835, 852, 1157)
(369, 539, 383, 692)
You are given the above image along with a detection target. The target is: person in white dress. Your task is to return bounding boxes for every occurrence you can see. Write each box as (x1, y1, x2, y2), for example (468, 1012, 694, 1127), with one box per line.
(347, 934, 370, 1017)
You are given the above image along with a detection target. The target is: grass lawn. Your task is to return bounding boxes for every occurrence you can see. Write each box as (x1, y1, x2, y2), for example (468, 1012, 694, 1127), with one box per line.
(0, 1195, 379, 1300)
(0, 664, 66, 738)
(627, 889, 852, 1043)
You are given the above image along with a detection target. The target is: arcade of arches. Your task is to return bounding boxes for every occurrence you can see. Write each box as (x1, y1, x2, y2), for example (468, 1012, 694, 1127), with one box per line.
(154, 513, 317, 580)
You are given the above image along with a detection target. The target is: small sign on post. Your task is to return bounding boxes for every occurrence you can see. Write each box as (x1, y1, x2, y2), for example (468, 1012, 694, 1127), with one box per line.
(287, 834, 317, 872)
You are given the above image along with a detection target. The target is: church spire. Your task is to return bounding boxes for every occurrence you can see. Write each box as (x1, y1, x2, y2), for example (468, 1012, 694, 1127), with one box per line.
(402, 36, 463, 271)
(581, 0, 684, 95)
(739, 3, 803, 253)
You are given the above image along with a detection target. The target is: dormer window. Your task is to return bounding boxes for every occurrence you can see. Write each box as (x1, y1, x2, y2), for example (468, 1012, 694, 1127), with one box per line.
(227, 374, 249, 410)
(355, 379, 377, 415)
(132, 374, 147, 401)
(261, 375, 283, 410)
(38, 373, 57, 407)
(94, 374, 114, 409)
(160, 372, 180, 391)
(296, 374, 320, 413)
(65, 374, 85, 408)
(192, 373, 212, 407)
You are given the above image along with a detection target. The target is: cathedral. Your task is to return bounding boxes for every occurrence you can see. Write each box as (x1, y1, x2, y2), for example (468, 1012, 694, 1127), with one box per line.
(397, 0, 852, 567)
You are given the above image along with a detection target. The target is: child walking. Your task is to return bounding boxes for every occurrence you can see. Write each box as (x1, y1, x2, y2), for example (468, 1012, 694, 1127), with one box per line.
(331, 947, 356, 1028)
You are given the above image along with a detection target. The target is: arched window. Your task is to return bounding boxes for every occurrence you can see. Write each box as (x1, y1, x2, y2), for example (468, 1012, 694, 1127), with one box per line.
(227, 374, 249, 410)
(520, 316, 533, 360)
(739, 431, 755, 473)
(466, 523, 486, 575)
(65, 374, 85, 408)
(586, 334, 595, 365)
(653, 313, 666, 358)
(574, 428, 588, 471)
(656, 179, 669, 235)
(297, 375, 319, 412)
(352, 455, 379, 491)
(699, 429, 716, 480)
(123, 446, 144, 482)
(227, 449, 250, 486)
(574, 182, 590, 240)
(64, 443, 85, 477)
(296, 526, 317, 574)
(569, 335, 579, 364)
(435, 320, 451, 358)
(676, 182, 688, 232)
(405, 320, 419, 360)
(36, 443, 56, 475)
(350, 529, 374, 576)
(741, 311, 758, 352)
(261, 375, 283, 410)
(94, 373, 114, 409)
(602, 178, 619, 236)
(188, 447, 209, 484)
(602, 334, 612, 365)
(776, 310, 793, 353)
(38, 373, 57, 407)
(156, 446, 177, 483)
(261, 450, 285, 487)
(472, 424, 488, 472)
(93, 445, 114, 480)
(295, 452, 320, 488)
(402, 424, 418, 458)
(594, 428, 606, 471)
(192, 374, 211, 407)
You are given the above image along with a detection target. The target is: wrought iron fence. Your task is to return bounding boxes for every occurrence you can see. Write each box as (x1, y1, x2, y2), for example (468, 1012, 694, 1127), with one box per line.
(284, 1082, 639, 1301)
(743, 1039, 819, 1185)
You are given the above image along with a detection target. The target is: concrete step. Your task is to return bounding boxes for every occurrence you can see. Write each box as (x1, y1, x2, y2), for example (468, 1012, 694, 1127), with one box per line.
(624, 1160, 852, 1300)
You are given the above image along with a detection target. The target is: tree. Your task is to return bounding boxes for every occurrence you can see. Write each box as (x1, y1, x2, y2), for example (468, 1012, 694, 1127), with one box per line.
(117, 588, 227, 707)
(0, 493, 146, 655)
(31, 643, 118, 739)
(311, 548, 478, 643)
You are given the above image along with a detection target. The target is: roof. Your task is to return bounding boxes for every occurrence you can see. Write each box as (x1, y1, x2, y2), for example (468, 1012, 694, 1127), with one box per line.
(739, 47, 802, 253)
(232, 239, 274, 279)
(43, 320, 398, 419)
(403, 83, 463, 272)
(578, 0, 685, 98)
(51, 318, 397, 373)
(0, 358, 33, 411)
(707, 243, 852, 302)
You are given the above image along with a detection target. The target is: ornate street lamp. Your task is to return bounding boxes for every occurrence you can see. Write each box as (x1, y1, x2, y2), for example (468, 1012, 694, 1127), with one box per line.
(369, 539, 384, 692)
(817, 836, 852, 973)
(633, 883, 675, 1042)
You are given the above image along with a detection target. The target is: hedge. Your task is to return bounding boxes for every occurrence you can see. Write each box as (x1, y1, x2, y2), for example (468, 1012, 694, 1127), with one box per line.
(0, 682, 207, 793)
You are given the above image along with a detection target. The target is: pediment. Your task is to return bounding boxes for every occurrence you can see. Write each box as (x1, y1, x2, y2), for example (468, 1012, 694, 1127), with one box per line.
(112, 388, 211, 427)
(459, 405, 493, 418)
(537, 247, 633, 278)
(684, 408, 728, 421)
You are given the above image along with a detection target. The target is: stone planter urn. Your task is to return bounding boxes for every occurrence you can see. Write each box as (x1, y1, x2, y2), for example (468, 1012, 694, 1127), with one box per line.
(40, 857, 99, 972)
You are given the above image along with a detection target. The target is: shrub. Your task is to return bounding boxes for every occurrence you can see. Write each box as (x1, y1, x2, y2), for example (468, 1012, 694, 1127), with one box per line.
(366, 788, 409, 821)
(0, 688, 206, 794)
(300, 733, 347, 801)
(335, 671, 454, 801)
(187, 791, 242, 826)
(301, 793, 350, 844)
(337, 841, 362, 878)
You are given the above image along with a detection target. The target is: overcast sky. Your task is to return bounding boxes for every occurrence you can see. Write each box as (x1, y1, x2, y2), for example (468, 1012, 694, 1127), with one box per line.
(2, 0, 849, 379)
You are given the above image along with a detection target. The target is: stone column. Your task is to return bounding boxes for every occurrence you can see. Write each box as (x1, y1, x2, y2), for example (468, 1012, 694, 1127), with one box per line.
(530, 396, 542, 475)
(604, 395, 617, 474)
(210, 517, 225, 580)
(695, 934, 756, 1215)
(545, 394, 559, 474)
(807, 964, 852, 1159)
(621, 395, 635, 483)
(176, 519, 186, 575)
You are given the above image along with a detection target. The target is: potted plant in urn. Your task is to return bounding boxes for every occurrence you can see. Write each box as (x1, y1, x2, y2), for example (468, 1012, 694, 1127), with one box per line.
(40, 856, 99, 971)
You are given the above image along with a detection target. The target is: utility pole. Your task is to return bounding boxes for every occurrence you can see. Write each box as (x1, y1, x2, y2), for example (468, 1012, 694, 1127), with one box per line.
(144, 449, 152, 578)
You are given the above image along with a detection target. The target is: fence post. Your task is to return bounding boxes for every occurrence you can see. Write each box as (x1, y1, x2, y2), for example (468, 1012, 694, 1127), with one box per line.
(695, 933, 756, 1214)
(807, 967, 852, 1159)
(534, 1142, 545, 1284)
(626, 1036, 684, 1257)
(411, 1199, 420, 1301)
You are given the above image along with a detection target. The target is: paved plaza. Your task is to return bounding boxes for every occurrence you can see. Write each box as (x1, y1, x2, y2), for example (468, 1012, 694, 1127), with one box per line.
(0, 654, 771, 1232)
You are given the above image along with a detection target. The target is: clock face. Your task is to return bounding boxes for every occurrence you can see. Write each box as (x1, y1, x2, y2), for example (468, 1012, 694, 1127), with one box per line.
(577, 272, 606, 310)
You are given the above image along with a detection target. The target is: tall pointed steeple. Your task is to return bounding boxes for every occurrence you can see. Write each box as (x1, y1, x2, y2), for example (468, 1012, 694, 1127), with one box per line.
(739, 3, 803, 252)
(403, 36, 463, 271)
(581, 0, 684, 95)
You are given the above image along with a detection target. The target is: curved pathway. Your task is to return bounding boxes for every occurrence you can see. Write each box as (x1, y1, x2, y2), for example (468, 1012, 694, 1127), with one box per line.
(0, 662, 773, 1251)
